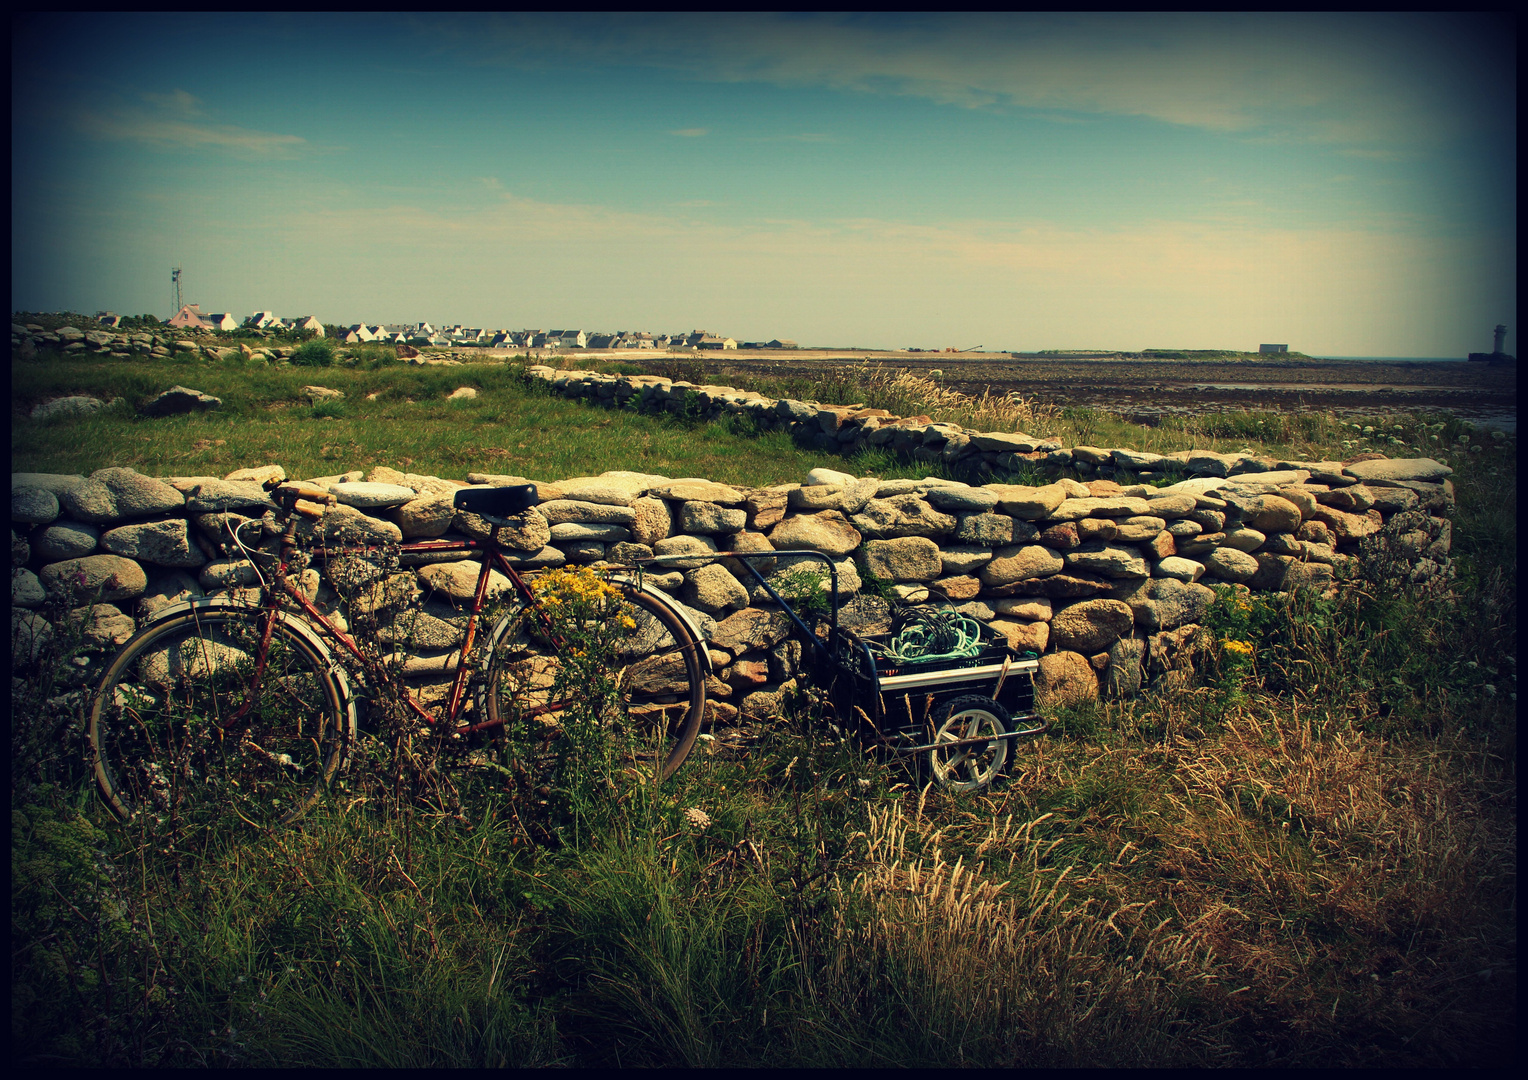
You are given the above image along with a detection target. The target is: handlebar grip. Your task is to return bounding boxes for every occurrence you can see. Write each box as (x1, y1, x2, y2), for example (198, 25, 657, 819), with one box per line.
(276, 484, 338, 506)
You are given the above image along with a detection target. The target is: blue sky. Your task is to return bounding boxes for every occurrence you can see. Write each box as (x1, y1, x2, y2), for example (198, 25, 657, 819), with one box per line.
(11, 13, 1516, 355)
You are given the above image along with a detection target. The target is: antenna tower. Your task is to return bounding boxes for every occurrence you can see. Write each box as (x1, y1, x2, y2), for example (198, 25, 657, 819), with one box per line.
(171, 266, 183, 317)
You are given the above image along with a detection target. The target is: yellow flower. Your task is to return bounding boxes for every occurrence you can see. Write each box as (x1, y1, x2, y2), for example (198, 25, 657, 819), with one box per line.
(1222, 639, 1254, 657)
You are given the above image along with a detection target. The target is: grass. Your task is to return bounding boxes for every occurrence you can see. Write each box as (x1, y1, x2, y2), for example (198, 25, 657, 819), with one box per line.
(10, 341, 1517, 1066)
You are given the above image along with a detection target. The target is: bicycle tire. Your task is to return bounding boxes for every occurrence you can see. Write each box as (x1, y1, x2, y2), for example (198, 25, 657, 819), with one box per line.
(88, 604, 351, 833)
(926, 694, 1010, 793)
(481, 581, 706, 782)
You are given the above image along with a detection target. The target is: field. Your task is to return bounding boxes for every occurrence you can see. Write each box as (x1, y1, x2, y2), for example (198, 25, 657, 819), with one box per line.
(11, 334, 1518, 1066)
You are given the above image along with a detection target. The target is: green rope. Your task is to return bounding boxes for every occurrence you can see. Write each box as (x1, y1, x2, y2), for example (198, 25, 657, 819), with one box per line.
(869, 609, 986, 665)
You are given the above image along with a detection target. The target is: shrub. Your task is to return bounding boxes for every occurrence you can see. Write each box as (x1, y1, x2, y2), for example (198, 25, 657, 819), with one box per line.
(292, 340, 335, 367)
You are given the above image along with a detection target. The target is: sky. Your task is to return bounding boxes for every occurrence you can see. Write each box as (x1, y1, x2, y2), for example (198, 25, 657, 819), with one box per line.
(10, 13, 1517, 355)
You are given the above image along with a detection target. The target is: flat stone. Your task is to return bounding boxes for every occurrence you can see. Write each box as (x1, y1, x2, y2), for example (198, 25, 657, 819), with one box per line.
(680, 502, 748, 534)
(924, 485, 999, 512)
(297, 503, 405, 546)
(31, 520, 100, 561)
(932, 575, 981, 600)
(558, 540, 606, 564)
(1314, 485, 1375, 513)
(549, 521, 632, 542)
(37, 553, 147, 602)
(768, 512, 862, 556)
(329, 481, 417, 509)
(63, 468, 185, 524)
(1342, 457, 1452, 483)
(1066, 543, 1149, 579)
(711, 608, 793, 654)
(649, 479, 745, 505)
(455, 508, 549, 550)
(789, 483, 844, 511)
(718, 532, 778, 583)
(978, 544, 1065, 586)
(682, 563, 750, 617)
(1050, 598, 1134, 654)
(1034, 651, 1098, 706)
(1155, 557, 1205, 583)
(630, 496, 673, 545)
(1118, 577, 1215, 631)
(1222, 527, 1266, 552)
(139, 569, 205, 617)
(395, 492, 457, 538)
(1142, 493, 1197, 518)
(988, 483, 1068, 519)
(991, 596, 1053, 621)
(12, 485, 60, 525)
(224, 465, 286, 485)
(986, 572, 1116, 599)
(742, 488, 792, 530)
(198, 558, 259, 591)
(939, 544, 994, 575)
(1308, 505, 1382, 541)
(805, 467, 857, 486)
(863, 536, 943, 582)
(537, 499, 638, 527)
(417, 559, 512, 602)
(1047, 496, 1154, 522)
(100, 519, 206, 568)
(1204, 547, 1260, 583)
(167, 477, 277, 513)
(12, 568, 45, 608)
(11, 473, 88, 498)
(1112, 448, 1167, 471)
(652, 534, 721, 570)
(1112, 516, 1167, 543)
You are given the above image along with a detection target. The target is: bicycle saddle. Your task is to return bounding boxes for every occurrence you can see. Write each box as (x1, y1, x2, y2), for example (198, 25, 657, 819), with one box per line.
(452, 484, 539, 522)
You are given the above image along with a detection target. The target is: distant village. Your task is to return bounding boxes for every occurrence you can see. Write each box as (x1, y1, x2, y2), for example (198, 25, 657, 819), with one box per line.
(142, 304, 798, 352)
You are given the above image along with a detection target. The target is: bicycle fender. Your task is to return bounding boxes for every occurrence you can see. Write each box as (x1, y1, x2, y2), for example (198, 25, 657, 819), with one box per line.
(605, 574, 714, 674)
(137, 596, 359, 739)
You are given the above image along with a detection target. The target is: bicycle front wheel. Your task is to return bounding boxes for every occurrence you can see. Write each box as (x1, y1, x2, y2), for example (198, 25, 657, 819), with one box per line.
(483, 581, 706, 781)
(88, 605, 351, 833)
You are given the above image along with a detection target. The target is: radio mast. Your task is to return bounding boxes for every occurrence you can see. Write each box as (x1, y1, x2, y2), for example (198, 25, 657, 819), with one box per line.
(171, 266, 183, 318)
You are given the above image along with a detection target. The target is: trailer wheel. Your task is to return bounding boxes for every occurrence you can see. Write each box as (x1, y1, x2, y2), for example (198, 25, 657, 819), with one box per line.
(926, 695, 1010, 793)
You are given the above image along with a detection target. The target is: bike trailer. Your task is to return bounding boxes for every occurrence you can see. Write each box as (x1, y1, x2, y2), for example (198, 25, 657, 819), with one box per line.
(832, 608, 1043, 745)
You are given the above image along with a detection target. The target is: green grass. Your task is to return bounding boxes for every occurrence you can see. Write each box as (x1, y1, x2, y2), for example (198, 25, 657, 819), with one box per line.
(11, 341, 1517, 1066)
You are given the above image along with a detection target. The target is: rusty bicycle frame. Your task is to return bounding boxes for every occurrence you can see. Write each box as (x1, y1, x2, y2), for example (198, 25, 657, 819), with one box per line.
(223, 486, 576, 738)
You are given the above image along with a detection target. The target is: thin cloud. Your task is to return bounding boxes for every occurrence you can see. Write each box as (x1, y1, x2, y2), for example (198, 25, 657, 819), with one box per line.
(75, 89, 307, 158)
(453, 13, 1512, 154)
(670, 127, 709, 137)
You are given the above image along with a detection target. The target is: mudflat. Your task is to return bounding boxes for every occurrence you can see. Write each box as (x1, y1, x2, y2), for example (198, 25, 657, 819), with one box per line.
(658, 351, 1519, 430)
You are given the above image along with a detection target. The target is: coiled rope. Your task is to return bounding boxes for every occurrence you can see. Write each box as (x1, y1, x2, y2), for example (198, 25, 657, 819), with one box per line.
(867, 608, 986, 665)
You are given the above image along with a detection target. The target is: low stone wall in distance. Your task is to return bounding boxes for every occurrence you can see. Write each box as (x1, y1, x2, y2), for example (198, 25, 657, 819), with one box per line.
(13, 450, 1456, 715)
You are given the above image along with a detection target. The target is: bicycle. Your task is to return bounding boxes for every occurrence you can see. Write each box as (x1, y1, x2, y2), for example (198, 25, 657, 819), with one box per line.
(86, 482, 709, 833)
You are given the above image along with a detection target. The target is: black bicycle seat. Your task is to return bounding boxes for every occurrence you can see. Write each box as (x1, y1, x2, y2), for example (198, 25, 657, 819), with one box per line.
(452, 484, 539, 521)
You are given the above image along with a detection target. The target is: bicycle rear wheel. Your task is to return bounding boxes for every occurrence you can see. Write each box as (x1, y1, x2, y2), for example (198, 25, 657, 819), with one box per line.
(482, 581, 706, 781)
(88, 605, 351, 833)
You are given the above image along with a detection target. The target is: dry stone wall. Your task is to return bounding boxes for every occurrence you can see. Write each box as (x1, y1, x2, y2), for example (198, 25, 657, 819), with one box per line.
(13, 447, 1456, 716)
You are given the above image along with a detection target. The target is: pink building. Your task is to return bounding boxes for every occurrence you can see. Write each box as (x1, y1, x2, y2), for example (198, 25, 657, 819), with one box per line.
(168, 304, 215, 330)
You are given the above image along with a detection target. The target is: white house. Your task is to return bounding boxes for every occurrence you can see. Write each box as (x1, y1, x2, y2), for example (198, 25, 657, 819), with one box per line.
(245, 311, 281, 329)
(343, 324, 377, 343)
(289, 316, 324, 336)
